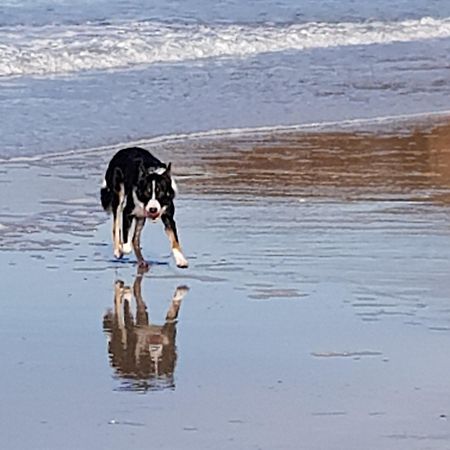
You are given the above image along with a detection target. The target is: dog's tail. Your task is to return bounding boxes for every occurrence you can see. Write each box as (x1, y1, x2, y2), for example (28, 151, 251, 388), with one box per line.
(100, 179, 113, 212)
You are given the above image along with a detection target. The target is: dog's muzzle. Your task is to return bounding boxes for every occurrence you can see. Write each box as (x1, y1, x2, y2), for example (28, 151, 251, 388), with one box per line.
(146, 208, 160, 220)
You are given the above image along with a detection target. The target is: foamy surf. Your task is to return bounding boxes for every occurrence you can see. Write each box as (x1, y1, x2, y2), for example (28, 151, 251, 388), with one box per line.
(1, 16, 450, 77)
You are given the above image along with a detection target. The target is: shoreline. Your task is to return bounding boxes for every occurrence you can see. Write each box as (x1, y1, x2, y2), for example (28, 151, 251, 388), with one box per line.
(1, 108, 450, 164)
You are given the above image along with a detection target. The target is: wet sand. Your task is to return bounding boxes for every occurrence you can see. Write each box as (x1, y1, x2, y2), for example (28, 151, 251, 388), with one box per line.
(2, 115, 450, 449)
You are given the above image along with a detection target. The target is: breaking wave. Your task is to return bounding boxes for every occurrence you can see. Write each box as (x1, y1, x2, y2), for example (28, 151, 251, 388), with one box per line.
(1, 16, 450, 77)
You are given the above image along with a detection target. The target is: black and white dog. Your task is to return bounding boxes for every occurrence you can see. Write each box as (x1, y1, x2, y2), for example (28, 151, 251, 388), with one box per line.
(100, 147, 188, 268)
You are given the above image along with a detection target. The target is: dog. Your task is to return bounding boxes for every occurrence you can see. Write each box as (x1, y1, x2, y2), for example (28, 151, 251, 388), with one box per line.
(100, 147, 188, 268)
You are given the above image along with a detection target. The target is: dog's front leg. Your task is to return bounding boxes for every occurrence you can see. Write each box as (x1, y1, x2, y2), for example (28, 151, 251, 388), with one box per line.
(162, 211, 188, 268)
(132, 217, 148, 268)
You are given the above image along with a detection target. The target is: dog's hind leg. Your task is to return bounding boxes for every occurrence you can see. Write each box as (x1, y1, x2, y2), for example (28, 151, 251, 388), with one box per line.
(132, 217, 147, 268)
(161, 211, 188, 268)
(112, 183, 126, 259)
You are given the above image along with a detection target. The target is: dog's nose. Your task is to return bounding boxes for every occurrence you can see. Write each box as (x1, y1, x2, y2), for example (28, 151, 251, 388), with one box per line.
(149, 207, 158, 214)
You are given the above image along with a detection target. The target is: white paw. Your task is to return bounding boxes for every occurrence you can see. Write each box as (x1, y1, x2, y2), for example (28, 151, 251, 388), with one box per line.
(122, 242, 133, 254)
(173, 285, 190, 302)
(114, 280, 124, 297)
(173, 248, 189, 268)
(122, 287, 132, 303)
(113, 247, 123, 259)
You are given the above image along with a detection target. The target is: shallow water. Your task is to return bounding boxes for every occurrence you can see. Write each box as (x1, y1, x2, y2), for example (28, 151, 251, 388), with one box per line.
(2, 117, 450, 449)
(2, 0, 450, 158)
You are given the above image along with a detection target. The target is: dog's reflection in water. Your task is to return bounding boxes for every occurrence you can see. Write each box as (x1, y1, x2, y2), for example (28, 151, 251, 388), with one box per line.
(103, 271, 189, 392)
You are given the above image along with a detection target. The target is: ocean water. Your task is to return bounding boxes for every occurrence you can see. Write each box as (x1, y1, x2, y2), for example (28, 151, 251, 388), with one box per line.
(1, 0, 450, 158)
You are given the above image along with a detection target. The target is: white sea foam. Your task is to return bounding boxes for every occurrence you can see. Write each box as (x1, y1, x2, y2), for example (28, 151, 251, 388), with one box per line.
(1, 17, 450, 77)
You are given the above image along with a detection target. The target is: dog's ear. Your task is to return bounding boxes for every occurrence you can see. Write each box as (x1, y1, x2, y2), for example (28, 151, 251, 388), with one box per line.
(165, 162, 172, 176)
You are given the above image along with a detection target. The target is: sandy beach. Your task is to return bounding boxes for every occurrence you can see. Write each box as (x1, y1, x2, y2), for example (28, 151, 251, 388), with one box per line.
(1, 115, 450, 449)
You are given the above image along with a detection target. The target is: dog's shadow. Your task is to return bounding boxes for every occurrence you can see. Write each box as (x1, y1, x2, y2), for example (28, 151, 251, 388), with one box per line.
(103, 269, 189, 392)
(108, 257, 169, 266)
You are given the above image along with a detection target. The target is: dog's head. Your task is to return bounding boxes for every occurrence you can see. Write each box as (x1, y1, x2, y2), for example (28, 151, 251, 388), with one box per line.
(133, 162, 177, 221)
